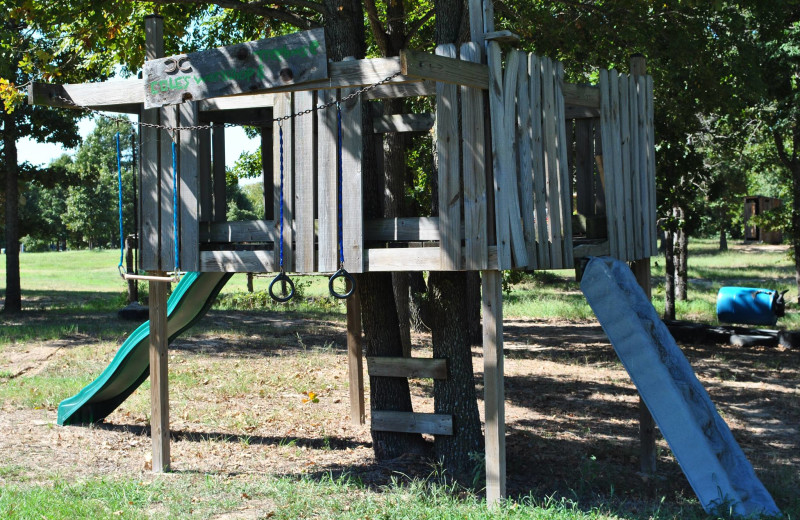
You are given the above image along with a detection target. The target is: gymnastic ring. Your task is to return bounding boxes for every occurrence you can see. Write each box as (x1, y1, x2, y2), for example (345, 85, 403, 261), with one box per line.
(328, 268, 355, 299)
(269, 271, 295, 303)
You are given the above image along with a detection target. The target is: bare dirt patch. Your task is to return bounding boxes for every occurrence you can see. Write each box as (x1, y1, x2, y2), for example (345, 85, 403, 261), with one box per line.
(2, 311, 798, 511)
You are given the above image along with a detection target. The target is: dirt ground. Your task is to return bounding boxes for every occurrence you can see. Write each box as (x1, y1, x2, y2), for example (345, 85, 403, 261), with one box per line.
(1, 310, 798, 513)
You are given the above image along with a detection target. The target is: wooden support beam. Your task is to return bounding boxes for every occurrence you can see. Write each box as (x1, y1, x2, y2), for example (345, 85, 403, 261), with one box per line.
(27, 81, 142, 113)
(179, 102, 200, 271)
(562, 83, 601, 108)
(200, 250, 276, 272)
(482, 270, 506, 504)
(366, 245, 499, 272)
(371, 411, 453, 435)
(199, 219, 280, 243)
(401, 48, 490, 90)
(347, 280, 365, 425)
(372, 113, 435, 133)
(365, 217, 441, 241)
(212, 123, 226, 223)
(148, 278, 170, 472)
(483, 30, 521, 44)
(366, 357, 447, 379)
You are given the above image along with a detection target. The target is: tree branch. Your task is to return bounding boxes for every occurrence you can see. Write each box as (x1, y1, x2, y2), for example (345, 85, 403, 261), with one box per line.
(404, 9, 434, 48)
(363, 0, 390, 56)
(142, 0, 323, 30)
(773, 128, 792, 169)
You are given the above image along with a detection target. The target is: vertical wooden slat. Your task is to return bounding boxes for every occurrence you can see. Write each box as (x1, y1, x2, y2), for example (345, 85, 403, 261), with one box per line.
(436, 44, 462, 271)
(341, 87, 364, 273)
(461, 42, 489, 270)
(646, 76, 657, 256)
(610, 70, 625, 259)
(272, 93, 295, 272)
(636, 77, 651, 256)
(482, 270, 506, 505)
(160, 106, 177, 272)
(347, 279, 364, 425)
(530, 54, 549, 267)
(516, 52, 536, 268)
(619, 72, 634, 261)
(294, 91, 316, 273)
(555, 62, 574, 266)
(487, 42, 511, 269)
(542, 57, 563, 268)
(503, 51, 528, 268)
(198, 128, 212, 223)
(599, 69, 618, 258)
(178, 103, 199, 272)
(141, 16, 163, 272)
(575, 119, 593, 216)
(628, 74, 643, 259)
(468, 0, 485, 44)
(212, 122, 226, 223)
(149, 280, 170, 472)
(317, 89, 339, 272)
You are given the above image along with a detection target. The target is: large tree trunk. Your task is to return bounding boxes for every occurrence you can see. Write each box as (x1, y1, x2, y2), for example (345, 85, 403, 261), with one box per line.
(2, 110, 21, 313)
(675, 206, 688, 302)
(429, 271, 483, 481)
(792, 160, 800, 304)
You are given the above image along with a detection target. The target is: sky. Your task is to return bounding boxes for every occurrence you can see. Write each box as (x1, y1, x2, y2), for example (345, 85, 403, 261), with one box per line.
(16, 115, 260, 170)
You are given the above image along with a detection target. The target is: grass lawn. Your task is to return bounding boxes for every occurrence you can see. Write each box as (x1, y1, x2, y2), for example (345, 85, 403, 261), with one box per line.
(1, 240, 798, 519)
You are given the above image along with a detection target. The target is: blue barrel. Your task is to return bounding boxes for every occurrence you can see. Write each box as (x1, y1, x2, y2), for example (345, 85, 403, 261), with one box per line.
(716, 287, 782, 326)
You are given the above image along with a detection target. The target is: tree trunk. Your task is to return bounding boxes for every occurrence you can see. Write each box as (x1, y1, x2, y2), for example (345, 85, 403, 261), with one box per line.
(719, 221, 728, 251)
(793, 161, 800, 304)
(465, 271, 482, 345)
(429, 271, 483, 482)
(359, 272, 429, 458)
(408, 272, 430, 332)
(664, 226, 676, 320)
(675, 207, 688, 302)
(2, 110, 22, 313)
(247, 272, 254, 293)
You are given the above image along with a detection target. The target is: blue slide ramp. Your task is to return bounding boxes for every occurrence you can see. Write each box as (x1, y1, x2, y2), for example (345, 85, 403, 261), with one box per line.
(581, 257, 779, 517)
(58, 272, 233, 426)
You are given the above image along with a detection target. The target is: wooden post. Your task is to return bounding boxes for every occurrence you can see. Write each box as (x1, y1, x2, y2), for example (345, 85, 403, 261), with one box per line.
(346, 280, 365, 425)
(212, 122, 226, 223)
(482, 270, 505, 504)
(149, 279, 170, 472)
(141, 15, 163, 272)
(630, 53, 656, 475)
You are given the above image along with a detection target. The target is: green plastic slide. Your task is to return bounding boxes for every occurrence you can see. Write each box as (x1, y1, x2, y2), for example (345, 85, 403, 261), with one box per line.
(57, 272, 233, 426)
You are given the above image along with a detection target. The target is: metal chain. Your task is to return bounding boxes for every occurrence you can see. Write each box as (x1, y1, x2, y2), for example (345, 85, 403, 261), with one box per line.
(53, 71, 402, 132)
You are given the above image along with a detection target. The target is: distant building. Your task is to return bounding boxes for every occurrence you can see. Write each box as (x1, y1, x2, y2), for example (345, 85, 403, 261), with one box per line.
(744, 195, 783, 244)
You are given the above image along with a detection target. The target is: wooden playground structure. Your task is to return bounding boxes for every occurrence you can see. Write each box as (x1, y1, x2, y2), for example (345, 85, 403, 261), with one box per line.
(29, 5, 659, 506)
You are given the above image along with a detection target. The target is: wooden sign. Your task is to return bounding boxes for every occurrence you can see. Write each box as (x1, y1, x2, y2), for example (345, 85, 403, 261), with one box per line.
(143, 28, 327, 108)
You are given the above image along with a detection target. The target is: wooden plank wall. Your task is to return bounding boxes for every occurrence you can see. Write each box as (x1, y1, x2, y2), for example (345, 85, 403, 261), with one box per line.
(272, 93, 294, 272)
(598, 68, 657, 261)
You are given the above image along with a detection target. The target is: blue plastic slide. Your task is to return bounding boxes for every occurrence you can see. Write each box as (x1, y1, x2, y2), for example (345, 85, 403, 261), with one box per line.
(58, 272, 232, 426)
(581, 257, 779, 517)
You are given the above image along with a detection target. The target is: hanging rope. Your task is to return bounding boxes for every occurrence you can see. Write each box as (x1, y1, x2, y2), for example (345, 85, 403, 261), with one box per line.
(116, 132, 125, 278)
(269, 122, 295, 303)
(328, 102, 355, 299)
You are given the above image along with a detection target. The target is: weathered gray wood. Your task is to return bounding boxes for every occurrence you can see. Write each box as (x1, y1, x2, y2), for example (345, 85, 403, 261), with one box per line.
(364, 80, 435, 100)
(200, 250, 276, 272)
(200, 220, 280, 243)
(555, 62, 574, 267)
(27, 80, 142, 113)
(372, 113, 435, 133)
(178, 103, 200, 271)
(141, 16, 164, 272)
(144, 28, 327, 108)
(610, 70, 626, 259)
(619, 72, 634, 261)
(646, 76, 657, 256)
(487, 42, 511, 269)
(365, 217, 441, 241)
(149, 278, 170, 472)
(365, 246, 499, 272)
(159, 106, 177, 272)
(502, 51, 528, 268)
(341, 86, 364, 273)
(575, 119, 594, 216)
(212, 123, 226, 223)
(636, 77, 651, 257)
(199, 93, 274, 111)
(628, 74, 643, 259)
(482, 270, 506, 505)
(198, 127, 212, 222)
(516, 54, 536, 268)
(530, 54, 549, 268)
(562, 83, 600, 108)
(565, 105, 601, 119)
(592, 119, 606, 215)
(371, 411, 453, 436)
(484, 30, 521, 44)
(347, 281, 365, 425)
(437, 44, 462, 271)
(461, 42, 489, 270)
(542, 57, 563, 268)
(402, 48, 489, 90)
(317, 89, 339, 272)
(366, 357, 447, 379)
(599, 70, 618, 258)
(272, 93, 294, 272)
(294, 91, 316, 273)
(468, 0, 485, 43)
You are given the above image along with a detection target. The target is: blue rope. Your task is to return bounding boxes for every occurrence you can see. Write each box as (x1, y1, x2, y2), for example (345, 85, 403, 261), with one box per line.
(172, 140, 179, 272)
(115, 133, 124, 270)
(336, 104, 344, 267)
(279, 123, 285, 271)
